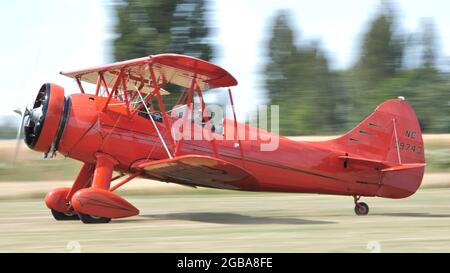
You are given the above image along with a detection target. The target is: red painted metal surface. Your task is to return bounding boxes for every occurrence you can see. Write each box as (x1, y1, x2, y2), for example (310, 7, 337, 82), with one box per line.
(133, 155, 259, 190)
(26, 54, 426, 221)
(45, 187, 72, 213)
(71, 188, 139, 219)
(91, 153, 118, 190)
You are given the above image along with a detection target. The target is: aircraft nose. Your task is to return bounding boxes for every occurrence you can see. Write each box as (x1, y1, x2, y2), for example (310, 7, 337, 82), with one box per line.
(24, 83, 66, 154)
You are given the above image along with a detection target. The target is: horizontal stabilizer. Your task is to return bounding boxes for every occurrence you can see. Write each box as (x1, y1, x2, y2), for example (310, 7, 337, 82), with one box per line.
(382, 163, 426, 173)
(338, 155, 390, 169)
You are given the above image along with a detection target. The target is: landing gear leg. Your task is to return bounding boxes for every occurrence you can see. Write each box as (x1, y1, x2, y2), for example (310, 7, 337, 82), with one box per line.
(353, 195, 369, 216)
(76, 153, 118, 224)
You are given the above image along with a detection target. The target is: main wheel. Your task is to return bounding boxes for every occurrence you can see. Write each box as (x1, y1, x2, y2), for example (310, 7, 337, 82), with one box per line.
(354, 202, 369, 216)
(51, 209, 79, 221)
(78, 213, 111, 224)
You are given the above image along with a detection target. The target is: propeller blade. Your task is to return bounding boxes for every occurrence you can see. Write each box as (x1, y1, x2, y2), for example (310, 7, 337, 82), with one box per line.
(13, 38, 43, 166)
(13, 106, 28, 165)
(13, 108, 22, 116)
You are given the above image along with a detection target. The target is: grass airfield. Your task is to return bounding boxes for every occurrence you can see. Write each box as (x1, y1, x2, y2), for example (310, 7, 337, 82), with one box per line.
(1, 187, 449, 253)
(0, 136, 449, 252)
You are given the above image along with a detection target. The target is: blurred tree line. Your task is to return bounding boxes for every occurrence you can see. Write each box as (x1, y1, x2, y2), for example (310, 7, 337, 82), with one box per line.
(0, 117, 19, 139)
(114, 0, 212, 61)
(264, 3, 450, 135)
(111, 0, 450, 136)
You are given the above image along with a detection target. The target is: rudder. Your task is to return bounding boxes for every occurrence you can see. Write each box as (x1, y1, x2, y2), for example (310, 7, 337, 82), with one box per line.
(332, 98, 425, 198)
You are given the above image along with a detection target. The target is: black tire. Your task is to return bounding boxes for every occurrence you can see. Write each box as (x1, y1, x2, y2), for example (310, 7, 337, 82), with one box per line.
(78, 213, 111, 224)
(354, 202, 369, 216)
(51, 209, 79, 221)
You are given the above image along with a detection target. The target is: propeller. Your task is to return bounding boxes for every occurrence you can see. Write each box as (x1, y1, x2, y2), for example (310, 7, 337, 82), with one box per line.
(12, 38, 43, 166)
(13, 105, 30, 164)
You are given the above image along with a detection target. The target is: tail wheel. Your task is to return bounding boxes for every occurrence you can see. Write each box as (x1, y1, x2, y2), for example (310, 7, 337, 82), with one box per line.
(354, 202, 369, 216)
(51, 209, 79, 221)
(78, 213, 111, 224)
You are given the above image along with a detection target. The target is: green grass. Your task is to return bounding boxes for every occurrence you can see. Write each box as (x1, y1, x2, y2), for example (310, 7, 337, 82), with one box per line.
(425, 148, 450, 172)
(0, 188, 450, 252)
(0, 136, 449, 182)
(0, 142, 81, 181)
(0, 157, 81, 182)
(0, 127, 17, 140)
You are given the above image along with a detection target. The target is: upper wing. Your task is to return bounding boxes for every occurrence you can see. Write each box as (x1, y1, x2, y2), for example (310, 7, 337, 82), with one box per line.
(132, 155, 258, 190)
(60, 53, 238, 93)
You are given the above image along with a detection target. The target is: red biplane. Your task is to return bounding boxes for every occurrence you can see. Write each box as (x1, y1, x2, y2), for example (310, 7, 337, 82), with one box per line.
(16, 54, 426, 223)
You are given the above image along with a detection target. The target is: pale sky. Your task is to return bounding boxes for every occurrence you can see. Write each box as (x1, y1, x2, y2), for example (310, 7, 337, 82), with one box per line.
(1, 0, 450, 121)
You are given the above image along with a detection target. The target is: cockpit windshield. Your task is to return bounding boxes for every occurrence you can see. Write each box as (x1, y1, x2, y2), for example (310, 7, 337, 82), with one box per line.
(169, 104, 224, 135)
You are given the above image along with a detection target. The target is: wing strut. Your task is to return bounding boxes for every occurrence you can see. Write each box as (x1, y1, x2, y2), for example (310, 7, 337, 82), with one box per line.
(228, 88, 245, 167)
(135, 86, 173, 159)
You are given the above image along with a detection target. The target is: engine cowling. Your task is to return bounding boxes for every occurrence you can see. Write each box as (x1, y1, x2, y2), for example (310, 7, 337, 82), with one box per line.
(25, 83, 66, 153)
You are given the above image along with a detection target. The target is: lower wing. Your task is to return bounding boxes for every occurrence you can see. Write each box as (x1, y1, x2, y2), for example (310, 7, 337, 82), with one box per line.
(132, 155, 259, 190)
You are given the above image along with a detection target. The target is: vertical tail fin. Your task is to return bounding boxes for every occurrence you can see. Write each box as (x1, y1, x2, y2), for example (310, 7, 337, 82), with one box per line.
(333, 98, 425, 198)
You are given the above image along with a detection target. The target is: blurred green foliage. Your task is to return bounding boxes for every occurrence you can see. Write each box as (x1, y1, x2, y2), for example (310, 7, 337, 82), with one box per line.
(264, 4, 450, 135)
(425, 148, 450, 172)
(0, 126, 16, 139)
(263, 12, 348, 135)
(113, 0, 213, 61)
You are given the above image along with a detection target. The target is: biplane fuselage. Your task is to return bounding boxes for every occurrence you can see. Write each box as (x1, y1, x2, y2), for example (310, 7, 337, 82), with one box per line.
(20, 54, 426, 223)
